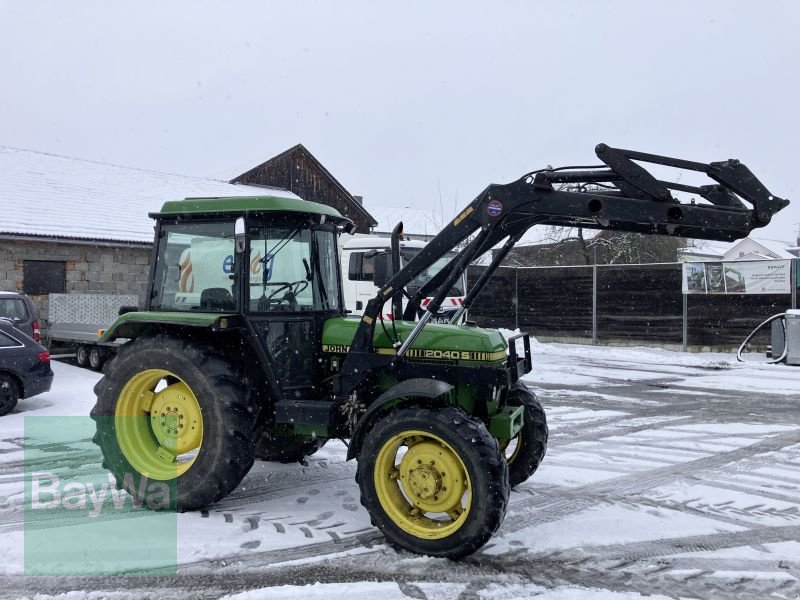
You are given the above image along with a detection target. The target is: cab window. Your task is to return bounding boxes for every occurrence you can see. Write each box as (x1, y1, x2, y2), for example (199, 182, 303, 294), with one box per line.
(150, 221, 237, 312)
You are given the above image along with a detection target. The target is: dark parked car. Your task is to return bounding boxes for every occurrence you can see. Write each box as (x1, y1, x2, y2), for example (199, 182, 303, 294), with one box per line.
(0, 291, 41, 343)
(0, 318, 53, 416)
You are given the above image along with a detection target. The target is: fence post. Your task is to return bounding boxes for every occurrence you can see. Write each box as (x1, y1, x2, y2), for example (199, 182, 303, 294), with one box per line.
(792, 258, 797, 310)
(514, 267, 519, 331)
(682, 293, 688, 352)
(592, 263, 598, 345)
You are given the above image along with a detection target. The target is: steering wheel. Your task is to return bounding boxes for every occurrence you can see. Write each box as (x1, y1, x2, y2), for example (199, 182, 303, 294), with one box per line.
(256, 280, 309, 312)
(266, 279, 309, 300)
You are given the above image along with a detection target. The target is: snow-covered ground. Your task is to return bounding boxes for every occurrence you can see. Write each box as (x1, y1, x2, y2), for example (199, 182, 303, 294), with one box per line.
(1, 340, 800, 599)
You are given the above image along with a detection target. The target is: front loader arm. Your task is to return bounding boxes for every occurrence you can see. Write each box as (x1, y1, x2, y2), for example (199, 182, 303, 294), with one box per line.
(336, 143, 789, 395)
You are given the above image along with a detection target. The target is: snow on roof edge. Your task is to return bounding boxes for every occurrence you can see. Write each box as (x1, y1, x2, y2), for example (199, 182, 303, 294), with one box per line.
(0, 145, 300, 245)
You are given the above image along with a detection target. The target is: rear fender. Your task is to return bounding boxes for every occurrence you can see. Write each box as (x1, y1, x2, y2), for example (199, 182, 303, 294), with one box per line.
(346, 378, 454, 460)
(98, 311, 233, 342)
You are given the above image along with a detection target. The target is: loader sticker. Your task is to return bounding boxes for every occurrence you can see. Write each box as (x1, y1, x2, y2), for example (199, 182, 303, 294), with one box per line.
(453, 206, 474, 226)
(322, 344, 506, 363)
(487, 199, 503, 217)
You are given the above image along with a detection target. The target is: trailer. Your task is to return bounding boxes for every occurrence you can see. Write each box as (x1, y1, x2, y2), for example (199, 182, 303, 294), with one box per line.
(47, 294, 138, 370)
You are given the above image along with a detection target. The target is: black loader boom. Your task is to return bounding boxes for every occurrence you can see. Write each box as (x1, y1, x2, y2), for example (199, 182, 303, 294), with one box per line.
(337, 143, 789, 394)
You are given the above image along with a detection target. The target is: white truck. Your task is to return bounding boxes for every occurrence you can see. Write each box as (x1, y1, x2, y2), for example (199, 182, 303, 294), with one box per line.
(341, 236, 467, 323)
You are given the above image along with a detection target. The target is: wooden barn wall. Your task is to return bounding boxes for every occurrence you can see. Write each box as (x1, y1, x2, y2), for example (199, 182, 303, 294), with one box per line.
(467, 262, 797, 349)
(235, 152, 373, 233)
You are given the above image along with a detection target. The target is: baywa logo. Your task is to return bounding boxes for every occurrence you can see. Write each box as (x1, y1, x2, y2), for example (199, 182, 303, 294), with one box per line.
(24, 416, 178, 576)
(30, 471, 173, 517)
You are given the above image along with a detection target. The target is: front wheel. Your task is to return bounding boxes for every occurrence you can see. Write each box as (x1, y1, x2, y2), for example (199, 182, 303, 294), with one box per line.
(357, 406, 509, 559)
(500, 381, 548, 488)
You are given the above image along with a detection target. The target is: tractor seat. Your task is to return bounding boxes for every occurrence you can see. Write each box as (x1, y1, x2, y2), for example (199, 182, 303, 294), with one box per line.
(200, 288, 235, 311)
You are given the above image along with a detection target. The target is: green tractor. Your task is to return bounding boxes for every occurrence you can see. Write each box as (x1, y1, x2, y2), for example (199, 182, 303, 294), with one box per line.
(92, 144, 787, 558)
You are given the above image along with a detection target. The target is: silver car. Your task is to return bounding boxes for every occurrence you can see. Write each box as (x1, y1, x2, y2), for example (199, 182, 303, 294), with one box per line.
(0, 291, 41, 343)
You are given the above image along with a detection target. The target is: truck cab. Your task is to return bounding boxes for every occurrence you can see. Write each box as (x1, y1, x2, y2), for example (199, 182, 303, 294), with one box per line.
(341, 237, 467, 323)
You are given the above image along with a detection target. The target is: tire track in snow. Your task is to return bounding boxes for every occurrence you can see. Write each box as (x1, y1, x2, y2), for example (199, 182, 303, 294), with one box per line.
(522, 524, 800, 563)
(113, 428, 800, 575)
(503, 428, 800, 533)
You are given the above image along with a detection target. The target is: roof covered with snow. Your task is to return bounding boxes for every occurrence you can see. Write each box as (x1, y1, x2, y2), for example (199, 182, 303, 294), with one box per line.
(0, 145, 300, 244)
(679, 236, 798, 261)
(738, 237, 797, 259)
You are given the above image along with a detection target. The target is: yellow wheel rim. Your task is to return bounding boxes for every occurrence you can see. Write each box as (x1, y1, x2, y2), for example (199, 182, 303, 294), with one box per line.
(114, 368, 203, 480)
(499, 435, 522, 465)
(374, 429, 472, 540)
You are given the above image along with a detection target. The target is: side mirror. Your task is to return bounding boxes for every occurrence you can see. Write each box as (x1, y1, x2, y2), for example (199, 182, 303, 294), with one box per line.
(373, 253, 392, 288)
(234, 217, 246, 253)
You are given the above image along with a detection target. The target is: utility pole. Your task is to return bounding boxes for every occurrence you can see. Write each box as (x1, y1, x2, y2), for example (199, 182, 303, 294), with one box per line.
(592, 244, 598, 345)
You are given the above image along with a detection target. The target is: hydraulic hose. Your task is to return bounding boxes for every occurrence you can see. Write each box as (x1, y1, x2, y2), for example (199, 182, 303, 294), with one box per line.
(736, 313, 787, 363)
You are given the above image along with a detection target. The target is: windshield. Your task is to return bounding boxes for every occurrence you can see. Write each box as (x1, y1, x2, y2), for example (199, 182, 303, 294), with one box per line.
(0, 298, 28, 321)
(402, 249, 465, 296)
(150, 219, 342, 313)
(150, 221, 238, 312)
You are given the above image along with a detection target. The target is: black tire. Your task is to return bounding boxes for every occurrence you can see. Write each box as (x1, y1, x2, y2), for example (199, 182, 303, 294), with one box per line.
(357, 406, 509, 559)
(88, 346, 105, 371)
(503, 381, 548, 488)
(75, 345, 89, 368)
(254, 433, 326, 463)
(0, 374, 20, 417)
(91, 335, 257, 510)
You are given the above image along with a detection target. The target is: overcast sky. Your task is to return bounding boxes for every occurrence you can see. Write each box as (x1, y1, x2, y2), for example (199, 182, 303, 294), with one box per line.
(1, 1, 799, 244)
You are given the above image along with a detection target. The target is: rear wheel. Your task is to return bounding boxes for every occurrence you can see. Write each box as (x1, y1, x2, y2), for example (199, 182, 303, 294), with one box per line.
(75, 345, 89, 368)
(500, 381, 548, 488)
(91, 336, 257, 510)
(0, 375, 20, 417)
(89, 346, 105, 371)
(357, 406, 509, 558)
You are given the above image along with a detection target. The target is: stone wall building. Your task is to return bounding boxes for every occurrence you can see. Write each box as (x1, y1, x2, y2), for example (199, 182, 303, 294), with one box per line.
(0, 240, 152, 324)
(0, 144, 375, 331)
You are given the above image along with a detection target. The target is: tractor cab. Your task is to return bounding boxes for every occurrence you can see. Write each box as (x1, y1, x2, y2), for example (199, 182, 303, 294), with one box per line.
(148, 196, 350, 315)
(145, 196, 353, 401)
